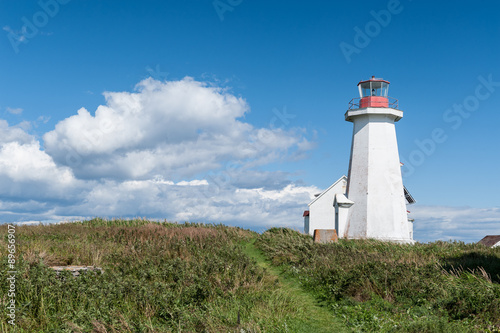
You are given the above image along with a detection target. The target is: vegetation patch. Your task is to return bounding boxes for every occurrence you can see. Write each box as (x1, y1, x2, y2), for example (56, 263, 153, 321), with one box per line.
(2, 220, 499, 332)
(255, 228, 500, 332)
(0, 219, 310, 332)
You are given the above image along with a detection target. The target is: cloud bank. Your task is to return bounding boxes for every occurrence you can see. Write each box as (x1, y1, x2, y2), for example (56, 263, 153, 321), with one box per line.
(1, 77, 317, 230)
(411, 205, 500, 243)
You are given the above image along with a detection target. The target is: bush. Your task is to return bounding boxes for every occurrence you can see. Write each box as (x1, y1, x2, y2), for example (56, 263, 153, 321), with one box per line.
(256, 228, 500, 332)
(0, 221, 298, 332)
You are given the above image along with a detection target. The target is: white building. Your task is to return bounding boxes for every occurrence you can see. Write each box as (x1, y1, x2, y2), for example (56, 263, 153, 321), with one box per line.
(304, 176, 349, 235)
(305, 176, 414, 240)
(304, 77, 415, 243)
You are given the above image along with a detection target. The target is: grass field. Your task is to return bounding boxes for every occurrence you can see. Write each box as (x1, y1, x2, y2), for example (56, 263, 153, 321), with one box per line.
(256, 228, 500, 332)
(1, 219, 499, 332)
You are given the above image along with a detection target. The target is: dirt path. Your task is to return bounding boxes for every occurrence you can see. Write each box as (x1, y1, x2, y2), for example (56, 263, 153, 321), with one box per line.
(242, 238, 348, 333)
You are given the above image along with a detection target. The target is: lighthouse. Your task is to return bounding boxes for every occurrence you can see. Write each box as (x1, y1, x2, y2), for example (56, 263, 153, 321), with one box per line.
(304, 76, 414, 243)
(344, 76, 413, 243)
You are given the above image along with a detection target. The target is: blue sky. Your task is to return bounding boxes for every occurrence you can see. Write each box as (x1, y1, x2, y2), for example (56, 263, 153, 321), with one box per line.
(0, 0, 499, 242)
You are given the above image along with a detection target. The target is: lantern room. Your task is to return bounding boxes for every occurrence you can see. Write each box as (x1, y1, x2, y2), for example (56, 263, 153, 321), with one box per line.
(357, 76, 390, 108)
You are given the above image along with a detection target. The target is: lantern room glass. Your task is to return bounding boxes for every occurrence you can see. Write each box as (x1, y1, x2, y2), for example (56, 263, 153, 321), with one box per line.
(358, 81, 389, 98)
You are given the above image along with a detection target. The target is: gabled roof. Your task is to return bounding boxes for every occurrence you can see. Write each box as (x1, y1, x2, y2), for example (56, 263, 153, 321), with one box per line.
(478, 235, 500, 247)
(308, 175, 347, 206)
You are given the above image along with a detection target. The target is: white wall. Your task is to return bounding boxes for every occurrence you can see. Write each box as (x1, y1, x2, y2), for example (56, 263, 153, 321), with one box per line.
(307, 176, 347, 236)
(345, 109, 412, 243)
(408, 220, 414, 240)
(334, 193, 354, 238)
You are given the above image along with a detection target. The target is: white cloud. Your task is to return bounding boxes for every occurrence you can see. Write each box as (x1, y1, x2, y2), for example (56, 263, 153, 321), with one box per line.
(236, 184, 318, 202)
(15, 221, 42, 226)
(411, 205, 500, 243)
(6, 107, 23, 115)
(44, 77, 309, 181)
(176, 180, 208, 186)
(36, 115, 51, 125)
(0, 140, 82, 200)
(0, 120, 34, 144)
(52, 178, 318, 230)
(0, 78, 316, 228)
(0, 141, 72, 183)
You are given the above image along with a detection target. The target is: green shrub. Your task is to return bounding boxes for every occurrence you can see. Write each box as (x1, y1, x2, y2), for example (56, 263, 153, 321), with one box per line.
(0, 221, 299, 332)
(256, 228, 500, 332)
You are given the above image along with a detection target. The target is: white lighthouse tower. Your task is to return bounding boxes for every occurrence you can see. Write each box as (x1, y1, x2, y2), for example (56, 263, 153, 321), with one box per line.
(344, 76, 412, 243)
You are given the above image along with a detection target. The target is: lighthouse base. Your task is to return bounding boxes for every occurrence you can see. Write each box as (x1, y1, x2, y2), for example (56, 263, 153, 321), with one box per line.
(346, 236, 415, 244)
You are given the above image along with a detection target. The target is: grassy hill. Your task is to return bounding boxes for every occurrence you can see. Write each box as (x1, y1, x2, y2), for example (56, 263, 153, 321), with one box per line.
(257, 228, 500, 332)
(1, 219, 499, 332)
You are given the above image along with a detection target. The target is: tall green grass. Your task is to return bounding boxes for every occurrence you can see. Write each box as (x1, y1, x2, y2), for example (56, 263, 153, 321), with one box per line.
(256, 228, 500, 332)
(3, 220, 499, 332)
(0, 220, 303, 332)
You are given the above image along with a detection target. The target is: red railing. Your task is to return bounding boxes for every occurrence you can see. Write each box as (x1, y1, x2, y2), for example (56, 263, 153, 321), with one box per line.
(348, 97, 399, 110)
